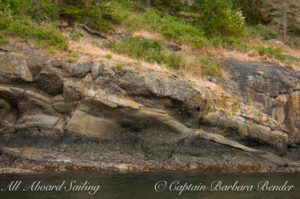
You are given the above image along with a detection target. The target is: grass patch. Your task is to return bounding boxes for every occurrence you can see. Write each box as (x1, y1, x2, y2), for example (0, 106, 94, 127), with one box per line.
(69, 29, 84, 41)
(0, 12, 67, 50)
(109, 37, 164, 63)
(200, 57, 222, 77)
(165, 52, 185, 70)
(105, 53, 113, 59)
(255, 46, 289, 61)
(66, 56, 76, 63)
(108, 37, 185, 70)
(115, 62, 125, 69)
(111, 3, 208, 49)
(0, 39, 8, 45)
(247, 24, 278, 40)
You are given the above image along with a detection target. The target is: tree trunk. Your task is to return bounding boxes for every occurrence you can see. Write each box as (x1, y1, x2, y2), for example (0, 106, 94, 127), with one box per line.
(283, 0, 288, 41)
(146, 0, 151, 8)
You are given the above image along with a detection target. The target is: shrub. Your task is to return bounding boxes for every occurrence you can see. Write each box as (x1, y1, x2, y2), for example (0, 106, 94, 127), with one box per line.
(115, 62, 125, 69)
(0, 13, 67, 50)
(0, 0, 58, 20)
(223, 36, 243, 50)
(200, 57, 222, 77)
(165, 52, 185, 70)
(231, 0, 270, 25)
(0, 39, 8, 45)
(248, 24, 278, 40)
(59, 0, 115, 32)
(121, 8, 207, 49)
(255, 46, 288, 61)
(69, 29, 84, 41)
(159, 15, 207, 47)
(195, 0, 245, 37)
(109, 37, 184, 69)
(110, 37, 164, 63)
(105, 53, 113, 59)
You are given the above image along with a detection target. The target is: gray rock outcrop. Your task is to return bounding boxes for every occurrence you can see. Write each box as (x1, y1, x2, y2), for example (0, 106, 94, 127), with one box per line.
(0, 42, 299, 172)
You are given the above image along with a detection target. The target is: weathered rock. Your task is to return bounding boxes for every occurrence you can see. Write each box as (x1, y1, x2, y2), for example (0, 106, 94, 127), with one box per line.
(0, 43, 299, 172)
(33, 65, 63, 95)
(63, 78, 85, 101)
(202, 111, 290, 151)
(166, 44, 182, 51)
(66, 109, 121, 138)
(0, 43, 16, 52)
(0, 55, 33, 83)
(109, 32, 132, 40)
(50, 58, 61, 68)
(94, 76, 126, 96)
(61, 62, 91, 78)
(0, 99, 17, 133)
(84, 87, 141, 109)
(16, 114, 61, 130)
(91, 62, 101, 79)
(26, 54, 49, 76)
(52, 95, 75, 114)
(218, 59, 300, 143)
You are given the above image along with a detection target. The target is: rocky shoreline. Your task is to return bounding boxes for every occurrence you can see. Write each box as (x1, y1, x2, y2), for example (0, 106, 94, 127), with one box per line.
(0, 42, 299, 173)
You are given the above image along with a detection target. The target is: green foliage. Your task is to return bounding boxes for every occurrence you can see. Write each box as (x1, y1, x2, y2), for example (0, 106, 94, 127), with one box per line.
(165, 52, 185, 70)
(255, 46, 288, 61)
(0, 39, 8, 45)
(105, 53, 113, 59)
(119, 7, 207, 49)
(59, 0, 115, 32)
(150, 0, 186, 13)
(223, 36, 243, 50)
(195, 0, 245, 37)
(0, 0, 115, 32)
(113, 1, 243, 48)
(248, 24, 277, 40)
(200, 57, 222, 77)
(0, 13, 67, 50)
(0, 0, 57, 20)
(66, 56, 76, 63)
(69, 29, 84, 41)
(115, 61, 125, 69)
(109, 37, 185, 69)
(231, 0, 270, 25)
(159, 15, 208, 48)
(110, 37, 164, 63)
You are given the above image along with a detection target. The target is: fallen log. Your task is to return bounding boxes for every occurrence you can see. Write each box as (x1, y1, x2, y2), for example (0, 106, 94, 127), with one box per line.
(81, 25, 107, 39)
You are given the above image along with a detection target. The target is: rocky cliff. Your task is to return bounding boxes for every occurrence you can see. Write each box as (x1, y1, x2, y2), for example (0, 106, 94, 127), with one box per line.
(0, 42, 299, 173)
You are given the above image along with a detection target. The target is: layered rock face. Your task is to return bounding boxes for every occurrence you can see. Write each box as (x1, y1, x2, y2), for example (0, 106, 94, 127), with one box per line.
(0, 43, 299, 172)
(206, 60, 300, 153)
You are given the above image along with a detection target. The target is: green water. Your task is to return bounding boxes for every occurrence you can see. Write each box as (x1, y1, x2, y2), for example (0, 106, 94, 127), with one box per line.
(0, 172, 298, 199)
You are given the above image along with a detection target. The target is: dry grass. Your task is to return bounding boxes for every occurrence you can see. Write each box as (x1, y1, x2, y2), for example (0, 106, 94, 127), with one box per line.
(50, 35, 167, 72)
(132, 30, 164, 41)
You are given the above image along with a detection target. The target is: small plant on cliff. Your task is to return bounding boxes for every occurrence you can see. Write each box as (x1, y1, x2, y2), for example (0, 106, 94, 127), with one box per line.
(0, 39, 8, 45)
(105, 53, 113, 59)
(200, 57, 222, 77)
(109, 37, 164, 63)
(255, 46, 289, 61)
(109, 37, 185, 69)
(165, 52, 185, 70)
(69, 29, 84, 41)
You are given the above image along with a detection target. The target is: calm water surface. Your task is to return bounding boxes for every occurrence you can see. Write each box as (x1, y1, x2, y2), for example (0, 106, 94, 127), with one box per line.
(0, 171, 299, 199)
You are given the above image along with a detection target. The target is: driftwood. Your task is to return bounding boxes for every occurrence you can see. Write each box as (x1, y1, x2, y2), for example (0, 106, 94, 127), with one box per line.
(82, 25, 107, 39)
